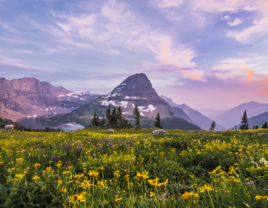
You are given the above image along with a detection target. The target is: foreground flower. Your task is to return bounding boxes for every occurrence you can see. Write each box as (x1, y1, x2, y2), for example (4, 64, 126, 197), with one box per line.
(148, 177, 168, 187)
(69, 194, 85, 205)
(88, 170, 99, 177)
(115, 197, 122, 202)
(182, 191, 200, 199)
(32, 176, 40, 181)
(137, 170, 149, 179)
(150, 192, 155, 197)
(199, 185, 213, 193)
(255, 195, 268, 201)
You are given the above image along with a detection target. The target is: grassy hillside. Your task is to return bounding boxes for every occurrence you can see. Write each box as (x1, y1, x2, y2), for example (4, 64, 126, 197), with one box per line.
(0, 117, 25, 130)
(0, 128, 267, 207)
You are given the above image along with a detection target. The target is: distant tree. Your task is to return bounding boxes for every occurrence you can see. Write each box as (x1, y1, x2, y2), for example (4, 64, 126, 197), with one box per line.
(133, 105, 141, 129)
(209, 121, 216, 131)
(100, 115, 106, 127)
(256, 124, 259, 129)
(252, 125, 256, 129)
(117, 106, 123, 128)
(262, 121, 268, 129)
(154, 112, 163, 128)
(240, 110, 249, 130)
(110, 108, 117, 128)
(91, 112, 97, 126)
(106, 106, 111, 128)
(128, 122, 133, 128)
(234, 125, 237, 130)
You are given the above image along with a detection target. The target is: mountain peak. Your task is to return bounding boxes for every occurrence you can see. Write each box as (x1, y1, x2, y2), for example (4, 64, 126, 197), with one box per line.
(93, 73, 174, 118)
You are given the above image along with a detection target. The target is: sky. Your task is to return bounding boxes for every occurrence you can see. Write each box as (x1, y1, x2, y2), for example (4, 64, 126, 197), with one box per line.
(0, 0, 268, 110)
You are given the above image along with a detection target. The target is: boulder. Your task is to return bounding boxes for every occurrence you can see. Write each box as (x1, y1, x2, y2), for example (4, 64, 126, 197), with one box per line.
(153, 129, 168, 135)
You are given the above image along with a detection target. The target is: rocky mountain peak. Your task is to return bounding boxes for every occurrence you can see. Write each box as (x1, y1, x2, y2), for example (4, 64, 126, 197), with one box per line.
(96, 73, 174, 118)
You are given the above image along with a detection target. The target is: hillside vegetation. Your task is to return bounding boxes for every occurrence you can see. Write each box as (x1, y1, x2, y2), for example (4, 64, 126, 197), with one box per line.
(0, 128, 267, 207)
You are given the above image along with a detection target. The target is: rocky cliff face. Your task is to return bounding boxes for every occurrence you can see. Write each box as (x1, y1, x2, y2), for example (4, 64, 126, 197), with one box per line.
(0, 77, 99, 121)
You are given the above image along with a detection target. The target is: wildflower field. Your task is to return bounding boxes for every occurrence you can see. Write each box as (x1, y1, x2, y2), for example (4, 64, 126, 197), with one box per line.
(0, 128, 268, 208)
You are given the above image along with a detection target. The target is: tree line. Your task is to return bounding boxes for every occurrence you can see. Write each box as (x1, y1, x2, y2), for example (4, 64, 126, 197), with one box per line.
(209, 110, 268, 131)
(91, 105, 163, 129)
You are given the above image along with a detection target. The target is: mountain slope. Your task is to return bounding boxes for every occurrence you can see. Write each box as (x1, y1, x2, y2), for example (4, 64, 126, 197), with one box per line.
(214, 101, 268, 128)
(0, 77, 99, 121)
(161, 95, 225, 130)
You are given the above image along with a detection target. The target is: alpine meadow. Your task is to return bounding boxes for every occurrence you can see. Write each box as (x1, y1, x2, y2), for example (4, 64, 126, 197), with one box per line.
(0, 128, 268, 207)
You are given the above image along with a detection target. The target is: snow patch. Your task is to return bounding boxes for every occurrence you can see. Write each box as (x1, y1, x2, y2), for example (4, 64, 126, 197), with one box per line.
(123, 112, 131, 115)
(121, 83, 126, 85)
(140, 112, 145, 116)
(27, 114, 37, 118)
(58, 95, 65, 97)
(101, 99, 118, 106)
(132, 103, 135, 108)
(111, 92, 118, 97)
(79, 98, 86, 100)
(138, 105, 157, 112)
(53, 112, 57, 114)
(120, 101, 128, 108)
(125, 96, 141, 99)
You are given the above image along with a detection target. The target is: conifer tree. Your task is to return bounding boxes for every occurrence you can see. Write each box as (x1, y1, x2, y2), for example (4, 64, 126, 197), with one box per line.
(96, 115, 99, 126)
(240, 110, 249, 130)
(111, 108, 117, 128)
(133, 105, 141, 129)
(253, 125, 256, 129)
(209, 121, 216, 131)
(154, 112, 163, 128)
(256, 124, 259, 129)
(101, 116, 106, 127)
(262, 121, 268, 129)
(106, 106, 111, 128)
(117, 106, 123, 128)
(91, 112, 97, 126)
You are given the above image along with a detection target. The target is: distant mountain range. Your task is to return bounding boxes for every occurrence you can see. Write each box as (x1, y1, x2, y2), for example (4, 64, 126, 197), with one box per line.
(161, 96, 226, 131)
(213, 101, 268, 128)
(38, 73, 201, 130)
(3, 74, 267, 131)
(0, 77, 99, 121)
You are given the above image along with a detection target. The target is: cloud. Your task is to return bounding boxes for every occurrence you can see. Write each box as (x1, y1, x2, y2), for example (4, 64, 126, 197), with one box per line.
(0, 55, 55, 72)
(226, 15, 268, 43)
(227, 18, 242, 26)
(153, 0, 184, 8)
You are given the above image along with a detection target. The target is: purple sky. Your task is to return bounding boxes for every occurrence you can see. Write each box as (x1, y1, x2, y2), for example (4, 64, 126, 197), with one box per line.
(1, 0, 268, 109)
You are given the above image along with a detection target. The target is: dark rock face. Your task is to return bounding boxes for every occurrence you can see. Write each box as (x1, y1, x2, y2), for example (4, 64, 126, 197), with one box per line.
(93, 73, 174, 118)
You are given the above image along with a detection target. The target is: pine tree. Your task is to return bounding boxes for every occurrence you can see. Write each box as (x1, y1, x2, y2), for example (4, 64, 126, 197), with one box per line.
(117, 106, 123, 128)
(128, 122, 133, 128)
(256, 124, 259, 129)
(91, 112, 97, 126)
(253, 125, 256, 129)
(111, 108, 117, 128)
(96, 115, 99, 126)
(133, 105, 141, 129)
(154, 112, 163, 128)
(240, 110, 249, 130)
(106, 106, 111, 128)
(101, 116, 106, 127)
(262, 121, 268, 129)
(209, 121, 216, 131)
